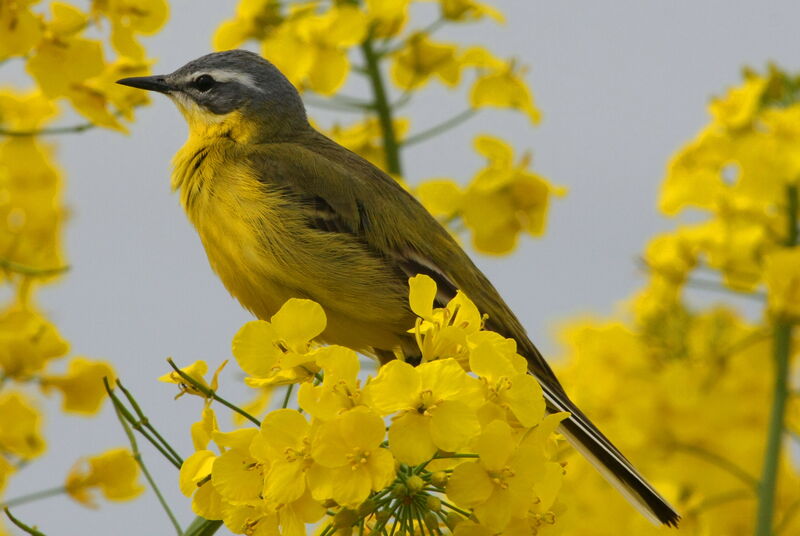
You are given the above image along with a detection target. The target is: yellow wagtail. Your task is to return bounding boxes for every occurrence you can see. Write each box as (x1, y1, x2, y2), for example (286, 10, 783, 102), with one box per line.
(117, 50, 679, 526)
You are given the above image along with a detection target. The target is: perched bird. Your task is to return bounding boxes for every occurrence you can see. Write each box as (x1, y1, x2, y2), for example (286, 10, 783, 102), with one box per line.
(118, 50, 679, 527)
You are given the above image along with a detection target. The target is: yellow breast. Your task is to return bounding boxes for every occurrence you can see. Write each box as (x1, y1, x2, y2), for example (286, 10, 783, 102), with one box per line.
(172, 134, 302, 320)
(170, 127, 415, 354)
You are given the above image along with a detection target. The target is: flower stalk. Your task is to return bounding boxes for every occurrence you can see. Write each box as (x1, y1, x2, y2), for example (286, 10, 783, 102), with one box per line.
(755, 184, 798, 536)
(360, 35, 403, 176)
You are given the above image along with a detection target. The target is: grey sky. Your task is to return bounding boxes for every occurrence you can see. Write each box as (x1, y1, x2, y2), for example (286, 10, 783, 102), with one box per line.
(6, 1, 799, 534)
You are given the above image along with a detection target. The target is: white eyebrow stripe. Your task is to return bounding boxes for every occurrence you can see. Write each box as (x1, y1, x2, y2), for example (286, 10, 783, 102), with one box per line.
(191, 69, 261, 91)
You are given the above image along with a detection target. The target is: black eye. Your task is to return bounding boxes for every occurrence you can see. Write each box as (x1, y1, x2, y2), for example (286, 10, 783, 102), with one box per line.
(192, 74, 215, 92)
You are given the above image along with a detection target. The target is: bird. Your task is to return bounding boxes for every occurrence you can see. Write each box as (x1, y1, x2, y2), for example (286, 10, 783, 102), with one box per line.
(117, 49, 680, 527)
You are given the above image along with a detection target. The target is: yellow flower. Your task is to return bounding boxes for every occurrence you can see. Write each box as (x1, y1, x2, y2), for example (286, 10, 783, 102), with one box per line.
(26, 4, 104, 98)
(308, 407, 395, 506)
(470, 61, 540, 124)
(86, 58, 153, 119)
(709, 75, 766, 129)
(469, 339, 545, 427)
(408, 274, 485, 363)
(0, 90, 58, 131)
(764, 247, 800, 319)
(91, 0, 169, 60)
(366, 0, 409, 38)
(659, 126, 733, 215)
(67, 84, 127, 132)
(261, 5, 367, 95)
(66, 448, 144, 507)
(221, 488, 323, 536)
(446, 421, 540, 531)
(0, 309, 69, 379)
(40, 357, 115, 414)
(191, 406, 219, 451)
(252, 409, 314, 506)
(324, 117, 410, 173)
(0, 0, 43, 58)
(439, 0, 505, 23)
(365, 358, 481, 464)
(179, 449, 224, 520)
(159, 359, 227, 398)
(416, 179, 463, 220)
(297, 345, 365, 420)
(211, 431, 264, 504)
(461, 135, 563, 254)
(0, 137, 66, 277)
(0, 392, 45, 459)
(390, 33, 462, 90)
(213, 0, 283, 50)
(0, 455, 14, 495)
(232, 298, 324, 387)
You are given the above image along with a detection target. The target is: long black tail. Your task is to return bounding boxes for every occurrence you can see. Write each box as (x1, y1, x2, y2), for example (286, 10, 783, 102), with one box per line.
(539, 380, 680, 527)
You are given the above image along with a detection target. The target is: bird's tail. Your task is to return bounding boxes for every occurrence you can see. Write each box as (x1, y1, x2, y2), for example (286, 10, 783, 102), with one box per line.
(539, 380, 681, 527)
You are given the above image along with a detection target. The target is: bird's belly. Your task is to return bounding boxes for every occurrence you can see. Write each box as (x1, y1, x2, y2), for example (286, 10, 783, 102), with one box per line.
(188, 190, 414, 354)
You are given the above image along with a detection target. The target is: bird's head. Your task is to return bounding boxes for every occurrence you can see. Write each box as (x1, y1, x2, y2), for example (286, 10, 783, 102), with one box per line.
(117, 50, 308, 141)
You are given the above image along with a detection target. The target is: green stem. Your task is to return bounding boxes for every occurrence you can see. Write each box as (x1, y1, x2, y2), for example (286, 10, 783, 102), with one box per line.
(0, 258, 70, 277)
(754, 184, 798, 536)
(4, 508, 46, 536)
(111, 404, 183, 535)
(403, 109, 478, 147)
(166, 359, 261, 426)
(181, 517, 223, 536)
(104, 378, 182, 469)
(304, 94, 373, 113)
(0, 109, 126, 137)
(360, 36, 403, 176)
(281, 384, 294, 409)
(116, 379, 184, 466)
(440, 500, 472, 518)
(1, 486, 66, 509)
(0, 123, 96, 137)
(755, 321, 794, 536)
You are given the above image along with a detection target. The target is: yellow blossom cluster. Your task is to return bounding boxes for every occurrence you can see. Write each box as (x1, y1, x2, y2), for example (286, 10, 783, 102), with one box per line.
(2, 0, 167, 131)
(641, 66, 800, 315)
(0, 0, 163, 526)
(171, 275, 566, 536)
(214, 0, 555, 255)
(553, 67, 800, 534)
(418, 135, 564, 254)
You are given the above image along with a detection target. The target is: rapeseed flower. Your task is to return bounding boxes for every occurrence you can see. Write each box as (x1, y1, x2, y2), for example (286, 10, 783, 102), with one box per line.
(366, 358, 481, 464)
(232, 298, 324, 386)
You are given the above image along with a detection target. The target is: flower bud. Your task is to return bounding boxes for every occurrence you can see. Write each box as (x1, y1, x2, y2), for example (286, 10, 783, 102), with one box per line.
(424, 512, 440, 532)
(426, 495, 442, 512)
(406, 475, 424, 494)
(391, 482, 407, 497)
(430, 471, 448, 488)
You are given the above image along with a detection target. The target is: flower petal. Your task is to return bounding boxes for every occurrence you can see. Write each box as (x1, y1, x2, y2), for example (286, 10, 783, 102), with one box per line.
(446, 461, 493, 507)
(430, 400, 479, 453)
(388, 411, 435, 465)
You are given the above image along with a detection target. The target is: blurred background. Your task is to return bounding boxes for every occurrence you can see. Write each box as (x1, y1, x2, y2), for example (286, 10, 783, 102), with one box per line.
(4, 0, 800, 534)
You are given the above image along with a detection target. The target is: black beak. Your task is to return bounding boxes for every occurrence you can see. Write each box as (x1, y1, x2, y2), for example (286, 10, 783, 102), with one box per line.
(116, 75, 172, 93)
